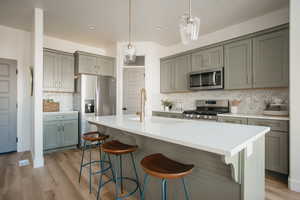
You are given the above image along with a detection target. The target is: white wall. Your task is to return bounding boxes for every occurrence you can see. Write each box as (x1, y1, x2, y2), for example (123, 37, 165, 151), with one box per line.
(44, 36, 106, 55)
(161, 7, 289, 57)
(116, 42, 164, 116)
(289, 0, 300, 192)
(0, 25, 32, 152)
(0, 24, 112, 153)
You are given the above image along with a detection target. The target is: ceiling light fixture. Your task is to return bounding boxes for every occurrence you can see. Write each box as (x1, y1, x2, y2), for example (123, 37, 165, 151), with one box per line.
(179, 0, 200, 45)
(124, 0, 136, 64)
(88, 25, 96, 30)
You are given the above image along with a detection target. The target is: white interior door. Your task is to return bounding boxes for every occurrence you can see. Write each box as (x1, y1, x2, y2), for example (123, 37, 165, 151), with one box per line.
(0, 58, 17, 153)
(123, 68, 145, 114)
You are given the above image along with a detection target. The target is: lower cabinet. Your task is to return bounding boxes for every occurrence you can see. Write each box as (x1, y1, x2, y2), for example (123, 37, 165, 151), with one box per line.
(265, 131, 289, 174)
(43, 114, 78, 151)
(217, 116, 248, 124)
(218, 116, 289, 175)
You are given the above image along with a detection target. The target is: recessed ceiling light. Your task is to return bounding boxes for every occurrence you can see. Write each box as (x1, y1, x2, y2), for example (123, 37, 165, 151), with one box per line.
(88, 25, 96, 30)
(156, 26, 163, 31)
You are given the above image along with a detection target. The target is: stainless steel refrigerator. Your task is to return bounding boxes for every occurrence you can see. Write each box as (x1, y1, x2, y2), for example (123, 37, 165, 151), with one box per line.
(75, 74, 116, 145)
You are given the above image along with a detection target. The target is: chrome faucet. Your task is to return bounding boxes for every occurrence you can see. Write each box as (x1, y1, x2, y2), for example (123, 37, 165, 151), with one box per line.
(139, 88, 147, 122)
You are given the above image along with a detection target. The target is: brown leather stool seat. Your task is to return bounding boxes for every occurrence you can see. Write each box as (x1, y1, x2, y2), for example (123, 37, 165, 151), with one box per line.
(101, 140, 138, 155)
(82, 131, 109, 142)
(141, 153, 194, 179)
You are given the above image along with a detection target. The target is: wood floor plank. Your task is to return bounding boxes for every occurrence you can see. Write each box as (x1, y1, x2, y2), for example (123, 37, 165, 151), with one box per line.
(0, 150, 300, 200)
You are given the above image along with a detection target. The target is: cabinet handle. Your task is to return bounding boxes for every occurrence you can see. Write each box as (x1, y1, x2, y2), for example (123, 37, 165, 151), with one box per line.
(62, 125, 64, 132)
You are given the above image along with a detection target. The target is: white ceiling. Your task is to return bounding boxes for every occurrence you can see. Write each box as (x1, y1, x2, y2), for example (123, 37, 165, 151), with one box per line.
(0, 0, 289, 48)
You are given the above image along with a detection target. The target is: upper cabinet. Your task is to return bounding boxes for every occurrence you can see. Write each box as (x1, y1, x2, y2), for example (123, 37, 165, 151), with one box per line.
(160, 55, 191, 93)
(191, 46, 223, 71)
(75, 51, 115, 77)
(224, 39, 253, 89)
(253, 29, 289, 88)
(43, 49, 75, 92)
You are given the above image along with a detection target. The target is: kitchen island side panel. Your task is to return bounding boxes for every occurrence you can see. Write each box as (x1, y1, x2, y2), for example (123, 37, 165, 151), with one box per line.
(96, 125, 249, 200)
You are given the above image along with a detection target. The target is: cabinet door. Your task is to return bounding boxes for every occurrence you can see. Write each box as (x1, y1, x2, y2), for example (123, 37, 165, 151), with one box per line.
(78, 54, 97, 74)
(60, 54, 75, 92)
(253, 29, 289, 88)
(192, 46, 223, 71)
(225, 39, 252, 89)
(173, 55, 191, 91)
(97, 57, 115, 76)
(43, 121, 60, 150)
(160, 59, 173, 93)
(43, 51, 57, 91)
(62, 120, 78, 147)
(265, 131, 289, 174)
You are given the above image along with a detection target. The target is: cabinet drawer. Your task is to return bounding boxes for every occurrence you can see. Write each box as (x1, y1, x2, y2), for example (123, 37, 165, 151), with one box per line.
(248, 119, 288, 132)
(44, 113, 78, 121)
(217, 117, 248, 124)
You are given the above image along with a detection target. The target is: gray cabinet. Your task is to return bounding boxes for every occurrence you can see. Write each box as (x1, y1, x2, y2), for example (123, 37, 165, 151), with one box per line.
(218, 116, 289, 175)
(225, 39, 252, 89)
(265, 131, 288, 174)
(160, 59, 173, 93)
(217, 116, 248, 124)
(152, 111, 183, 119)
(75, 51, 115, 76)
(96, 57, 115, 76)
(253, 29, 289, 88)
(248, 118, 289, 174)
(160, 55, 191, 93)
(43, 49, 75, 92)
(191, 46, 223, 71)
(43, 113, 78, 151)
(43, 121, 60, 150)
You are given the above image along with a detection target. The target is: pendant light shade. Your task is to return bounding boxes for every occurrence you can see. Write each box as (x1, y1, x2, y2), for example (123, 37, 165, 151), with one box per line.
(124, 0, 136, 64)
(179, 0, 200, 45)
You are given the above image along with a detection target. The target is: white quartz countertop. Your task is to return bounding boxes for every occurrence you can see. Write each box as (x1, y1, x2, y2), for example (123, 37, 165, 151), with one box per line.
(217, 113, 289, 121)
(87, 115, 270, 157)
(43, 111, 79, 115)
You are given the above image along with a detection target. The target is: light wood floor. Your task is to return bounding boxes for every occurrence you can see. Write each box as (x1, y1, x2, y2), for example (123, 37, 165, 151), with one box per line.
(1, 149, 300, 200)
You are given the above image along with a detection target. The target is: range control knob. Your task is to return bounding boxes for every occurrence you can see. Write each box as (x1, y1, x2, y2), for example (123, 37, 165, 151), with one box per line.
(196, 115, 200, 118)
(204, 115, 208, 119)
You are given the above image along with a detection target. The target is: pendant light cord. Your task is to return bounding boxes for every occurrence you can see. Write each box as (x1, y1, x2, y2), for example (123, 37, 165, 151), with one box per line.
(129, 0, 132, 46)
(189, 0, 192, 19)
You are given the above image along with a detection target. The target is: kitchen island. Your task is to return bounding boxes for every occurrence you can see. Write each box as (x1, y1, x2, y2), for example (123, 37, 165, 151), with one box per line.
(87, 115, 270, 200)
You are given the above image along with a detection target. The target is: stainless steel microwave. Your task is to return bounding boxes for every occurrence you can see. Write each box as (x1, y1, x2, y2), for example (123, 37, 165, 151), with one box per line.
(189, 67, 224, 90)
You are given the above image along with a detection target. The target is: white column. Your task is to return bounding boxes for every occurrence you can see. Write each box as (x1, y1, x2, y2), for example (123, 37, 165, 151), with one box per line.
(289, 0, 300, 192)
(32, 8, 44, 168)
(116, 42, 124, 116)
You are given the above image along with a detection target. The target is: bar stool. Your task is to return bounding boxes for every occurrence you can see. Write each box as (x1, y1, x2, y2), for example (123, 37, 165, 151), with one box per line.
(140, 153, 194, 200)
(79, 131, 111, 193)
(97, 140, 142, 200)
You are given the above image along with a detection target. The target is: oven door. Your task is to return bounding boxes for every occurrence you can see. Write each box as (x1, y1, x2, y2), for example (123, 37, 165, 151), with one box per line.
(189, 68, 223, 90)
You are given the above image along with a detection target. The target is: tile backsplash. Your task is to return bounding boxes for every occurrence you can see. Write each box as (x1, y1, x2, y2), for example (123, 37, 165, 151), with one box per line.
(43, 93, 74, 111)
(161, 88, 289, 114)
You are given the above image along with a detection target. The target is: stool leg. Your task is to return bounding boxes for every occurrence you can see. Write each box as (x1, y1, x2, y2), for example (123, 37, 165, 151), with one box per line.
(119, 155, 124, 194)
(107, 154, 116, 183)
(114, 155, 122, 199)
(96, 173, 104, 200)
(181, 178, 190, 200)
(130, 152, 142, 196)
(79, 141, 86, 183)
(89, 144, 92, 193)
(161, 179, 167, 200)
(141, 174, 149, 200)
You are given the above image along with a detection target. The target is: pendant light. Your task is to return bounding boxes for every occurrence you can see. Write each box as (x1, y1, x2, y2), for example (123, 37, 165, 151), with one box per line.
(179, 0, 200, 45)
(124, 0, 136, 64)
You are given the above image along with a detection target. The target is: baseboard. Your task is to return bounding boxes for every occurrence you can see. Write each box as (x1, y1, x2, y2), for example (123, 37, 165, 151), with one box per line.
(33, 155, 44, 168)
(288, 177, 300, 192)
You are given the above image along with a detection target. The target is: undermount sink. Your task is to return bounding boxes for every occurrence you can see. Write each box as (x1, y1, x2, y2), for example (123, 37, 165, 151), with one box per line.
(129, 117, 141, 121)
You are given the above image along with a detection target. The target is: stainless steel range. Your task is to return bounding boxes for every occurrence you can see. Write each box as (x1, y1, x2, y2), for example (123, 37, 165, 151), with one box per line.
(183, 100, 230, 121)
